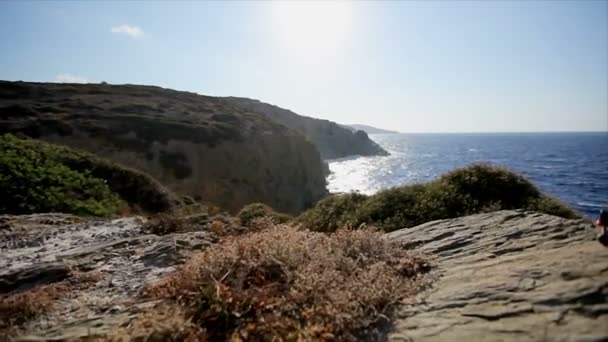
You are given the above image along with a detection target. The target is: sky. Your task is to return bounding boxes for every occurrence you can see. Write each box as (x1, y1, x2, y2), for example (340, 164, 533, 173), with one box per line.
(0, 0, 606, 133)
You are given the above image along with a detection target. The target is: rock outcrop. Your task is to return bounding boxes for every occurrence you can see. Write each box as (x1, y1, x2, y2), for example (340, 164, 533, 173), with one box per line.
(387, 210, 607, 341)
(0, 213, 221, 339)
(223, 97, 389, 159)
(0, 81, 328, 213)
(2, 210, 605, 341)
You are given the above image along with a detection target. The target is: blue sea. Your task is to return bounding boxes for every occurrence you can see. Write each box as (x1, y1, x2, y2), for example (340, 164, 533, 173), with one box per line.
(327, 132, 608, 218)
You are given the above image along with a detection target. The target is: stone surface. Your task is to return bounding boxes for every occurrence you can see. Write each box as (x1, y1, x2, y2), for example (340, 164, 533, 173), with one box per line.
(387, 210, 608, 342)
(0, 214, 216, 339)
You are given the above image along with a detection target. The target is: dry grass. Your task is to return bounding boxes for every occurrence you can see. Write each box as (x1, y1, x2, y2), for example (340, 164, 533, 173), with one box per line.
(107, 306, 205, 342)
(142, 212, 185, 235)
(145, 224, 430, 341)
(0, 271, 101, 332)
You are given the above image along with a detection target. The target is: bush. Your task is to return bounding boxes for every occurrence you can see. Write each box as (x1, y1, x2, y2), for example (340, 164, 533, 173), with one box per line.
(296, 193, 368, 232)
(237, 203, 291, 227)
(142, 213, 185, 235)
(0, 134, 179, 216)
(299, 163, 580, 232)
(145, 225, 429, 340)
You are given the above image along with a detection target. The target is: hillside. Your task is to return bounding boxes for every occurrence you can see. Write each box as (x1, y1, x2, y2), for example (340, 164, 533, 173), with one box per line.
(0, 134, 179, 216)
(347, 124, 400, 134)
(0, 81, 328, 213)
(223, 97, 389, 159)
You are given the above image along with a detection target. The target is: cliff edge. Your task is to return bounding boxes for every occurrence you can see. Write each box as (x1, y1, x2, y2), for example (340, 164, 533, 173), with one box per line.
(223, 97, 389, 159)
(0, 81, 328, 213)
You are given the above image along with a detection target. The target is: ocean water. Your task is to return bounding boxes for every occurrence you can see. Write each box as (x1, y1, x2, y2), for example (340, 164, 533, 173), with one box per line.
(327, 132, 608, 218)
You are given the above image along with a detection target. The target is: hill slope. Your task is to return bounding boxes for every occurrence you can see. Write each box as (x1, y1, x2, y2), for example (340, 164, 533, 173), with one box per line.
(0, 134, 178, 216)
(0, 81, 328, 213)
(223, 97, 389, 159)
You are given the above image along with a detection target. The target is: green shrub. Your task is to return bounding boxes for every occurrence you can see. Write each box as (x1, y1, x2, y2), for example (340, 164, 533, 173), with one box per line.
(0, 134, 179, 216)
(296, 193, 368, 232)
(298, 163, 580, 232)
(237, 203, 291, 227)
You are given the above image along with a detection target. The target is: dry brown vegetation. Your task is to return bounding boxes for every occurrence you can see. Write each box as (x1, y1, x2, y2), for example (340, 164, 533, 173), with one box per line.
(0, 271, 101, 332)
(108, 306, 205, 342)
(142, 212, 186, 235)
(144, 224, 430, 341)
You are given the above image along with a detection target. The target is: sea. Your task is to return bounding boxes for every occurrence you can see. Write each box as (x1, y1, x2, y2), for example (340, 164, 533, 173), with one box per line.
(327, 132, 608, 218)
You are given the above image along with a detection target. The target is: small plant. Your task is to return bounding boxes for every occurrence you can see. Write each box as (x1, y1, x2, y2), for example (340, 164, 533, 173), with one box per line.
(109, 306, 205, 341)
(237, 202, 291, 227)
(145, 224, 430, 340)
(142, 213, 185, 235)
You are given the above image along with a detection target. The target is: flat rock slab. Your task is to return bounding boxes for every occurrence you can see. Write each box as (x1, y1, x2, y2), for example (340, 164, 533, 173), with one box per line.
(0, 214, 216, 339)
(387, 210, 608, 342)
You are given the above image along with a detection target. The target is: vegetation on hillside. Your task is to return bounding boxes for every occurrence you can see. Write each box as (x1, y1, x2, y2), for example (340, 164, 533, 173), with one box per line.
(144, 225, 429, 340)
(223, 97, 389, 159)
(298, 163, 580, 232)
(237, 202, 292, 227)
(0, 134, 177, 216)
(0, 81, 330, 214)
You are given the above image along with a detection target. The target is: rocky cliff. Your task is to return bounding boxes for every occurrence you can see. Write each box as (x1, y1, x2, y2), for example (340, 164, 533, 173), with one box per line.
(1, 210, 605, 340)
(223, 97, 389, 159)
(387, 210, 607, 341)
(0, 81, 328, 213)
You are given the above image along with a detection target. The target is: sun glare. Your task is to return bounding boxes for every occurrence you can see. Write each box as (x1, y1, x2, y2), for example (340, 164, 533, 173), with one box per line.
(272, 1, 352, 63)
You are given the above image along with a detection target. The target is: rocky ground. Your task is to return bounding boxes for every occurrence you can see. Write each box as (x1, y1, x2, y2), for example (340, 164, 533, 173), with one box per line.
(0, 212, 222, 340)
(387, 210, 608, 342)
(1, 210, 606, 341)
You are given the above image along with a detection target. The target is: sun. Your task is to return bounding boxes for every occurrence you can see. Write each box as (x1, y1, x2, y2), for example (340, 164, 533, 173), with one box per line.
(271, 1, 353, 63)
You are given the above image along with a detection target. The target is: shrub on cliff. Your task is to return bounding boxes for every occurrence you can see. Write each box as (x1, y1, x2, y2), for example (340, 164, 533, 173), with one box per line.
(0, 134, 178, 216)
(296, 192, 368, 232)
(298, 163, 580, 232)
(237, 202, 291, 227)
(145, 225, 429, 340)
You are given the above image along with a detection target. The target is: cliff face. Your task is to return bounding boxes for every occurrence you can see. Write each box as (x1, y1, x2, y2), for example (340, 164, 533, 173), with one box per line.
(387, 210, 607, 341)
(223, 97, 389, 159)
(0, 81, 328, 213)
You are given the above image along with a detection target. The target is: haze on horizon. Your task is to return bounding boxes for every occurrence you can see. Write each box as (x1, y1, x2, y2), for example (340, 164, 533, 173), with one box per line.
(0, 0, 606, 133)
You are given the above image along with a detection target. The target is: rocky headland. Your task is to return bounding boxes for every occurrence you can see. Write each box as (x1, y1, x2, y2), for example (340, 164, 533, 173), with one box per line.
(0, 81, 336, 213)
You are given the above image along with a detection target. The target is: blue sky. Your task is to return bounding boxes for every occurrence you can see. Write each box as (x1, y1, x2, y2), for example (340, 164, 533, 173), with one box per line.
(0, 1, 606, 133)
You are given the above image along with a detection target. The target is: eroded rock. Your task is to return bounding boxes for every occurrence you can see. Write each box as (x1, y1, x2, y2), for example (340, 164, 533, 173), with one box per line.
(387, 210, 607, 342)
(0, 214, 215, 339)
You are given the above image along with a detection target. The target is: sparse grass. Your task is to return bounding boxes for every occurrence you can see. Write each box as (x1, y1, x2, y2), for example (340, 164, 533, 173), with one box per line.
(108, 306, 205, 342)
(144, 224, 430, 341)
(298, 163, 580, 232)
(237, 203, 292, 227)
